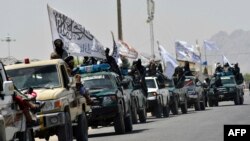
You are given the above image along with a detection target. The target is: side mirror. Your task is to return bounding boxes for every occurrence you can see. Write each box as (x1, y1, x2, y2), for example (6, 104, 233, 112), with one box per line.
(3, 81, 14, 95)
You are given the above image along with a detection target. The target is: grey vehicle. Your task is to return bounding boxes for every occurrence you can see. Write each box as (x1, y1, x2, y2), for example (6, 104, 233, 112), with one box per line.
(184, 76, 206, 111)
(146, 76, 170, 118)
(165, 79, 188, 114)
(122, 76, 147, 124)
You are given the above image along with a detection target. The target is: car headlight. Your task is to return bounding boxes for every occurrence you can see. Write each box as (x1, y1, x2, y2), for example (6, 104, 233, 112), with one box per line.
(102, 95, 117, 106)
(41, 99, 63, 112)
(42, 101, 54, 111)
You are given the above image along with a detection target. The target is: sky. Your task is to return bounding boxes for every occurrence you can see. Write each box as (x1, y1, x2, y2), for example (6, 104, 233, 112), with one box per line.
(0, 0, 250, 61)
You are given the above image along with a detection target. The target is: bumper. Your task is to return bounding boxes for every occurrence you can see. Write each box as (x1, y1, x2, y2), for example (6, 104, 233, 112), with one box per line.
(88, 105, 120, 121)
(209, 92, 236, 101)
(36, 112, 65, 130)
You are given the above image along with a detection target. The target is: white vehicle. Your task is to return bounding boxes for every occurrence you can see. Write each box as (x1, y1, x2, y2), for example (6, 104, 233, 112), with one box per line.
(0, 62, 33, 141)
(146, 76, 170, 118)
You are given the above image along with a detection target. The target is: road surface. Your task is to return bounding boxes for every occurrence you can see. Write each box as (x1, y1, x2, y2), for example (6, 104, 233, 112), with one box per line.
(36, 90, 250, 141)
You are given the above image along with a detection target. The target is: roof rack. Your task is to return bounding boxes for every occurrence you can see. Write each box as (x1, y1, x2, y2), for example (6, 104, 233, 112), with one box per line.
(72, 63, 110, 74)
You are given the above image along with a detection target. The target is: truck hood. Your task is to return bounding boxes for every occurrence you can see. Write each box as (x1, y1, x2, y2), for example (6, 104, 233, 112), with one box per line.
(89, 89, 117, 97)
(33, 88, 65, 101)
(147, 88, 158, 93)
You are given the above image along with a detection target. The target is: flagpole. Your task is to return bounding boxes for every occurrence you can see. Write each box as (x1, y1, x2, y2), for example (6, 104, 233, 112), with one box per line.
(196, 40, 202, 74)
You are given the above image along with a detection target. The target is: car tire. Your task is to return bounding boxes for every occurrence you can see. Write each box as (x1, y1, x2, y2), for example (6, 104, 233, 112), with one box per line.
(170, 97, 179, 115)
(234, 92, 240, 105)
(200, 95, 206, 111)
(208, 98, 214, 107)
(75, 113, 88, 141)
(17, 128, 34, 141)
(194, 98, 201, 111)
(214, 100, 219, 106)
(138, 106, 147, 123)
(155, 99, 163, 118)
(240, 96, 244, 105)
(180, 98, 188, 114)
(131, 100, 138, 124)
(57, 112, 73, 141)
(163, 104, 170, 118)
(124, 109, 133, 132)
(114, 106, 125, 134)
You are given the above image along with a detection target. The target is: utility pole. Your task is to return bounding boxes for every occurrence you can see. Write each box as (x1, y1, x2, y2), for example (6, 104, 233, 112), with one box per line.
(1, 34, 16, 63)
(117, 0, 123, 40)
(147, 0, 155, 59)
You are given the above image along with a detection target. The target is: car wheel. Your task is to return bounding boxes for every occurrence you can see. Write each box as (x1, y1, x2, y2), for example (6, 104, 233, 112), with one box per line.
(138, 106, 147, 123)
(234, 92, 240, 105)
(155, 99, 163, 118)
(194, 98, 201, 111)
(208, 98, 214, 107)
(170, 97, 179, 115)
(57, 112, 73, 141)
(240, 96, 244, 105)
(75, 113, 88, 141)
(114, 105, 125, 134)
(180, 97, 188, 114)
(163, 104, 170, 118)
(124, 108, 133, 132)
(200, 95, 206, 111)
(214, 100, 219, 106)
(17, 128, 34, 141)
(131, 100, 138, 124)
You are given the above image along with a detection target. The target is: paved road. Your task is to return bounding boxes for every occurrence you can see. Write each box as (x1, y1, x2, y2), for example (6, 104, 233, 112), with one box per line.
(36, 91, 250, 141)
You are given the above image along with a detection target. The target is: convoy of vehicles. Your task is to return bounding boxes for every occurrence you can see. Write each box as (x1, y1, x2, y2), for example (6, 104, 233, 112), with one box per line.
(1, 58, 245, 140)
(5, 59, 90, 141)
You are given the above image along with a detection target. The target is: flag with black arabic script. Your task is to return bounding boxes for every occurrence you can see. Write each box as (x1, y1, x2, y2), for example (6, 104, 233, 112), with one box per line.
(47, 5, 105, 59)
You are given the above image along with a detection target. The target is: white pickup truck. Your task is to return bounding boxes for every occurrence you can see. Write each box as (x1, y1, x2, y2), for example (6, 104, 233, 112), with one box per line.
(146, 76, 170, 118)
(0, 61, 33, 141)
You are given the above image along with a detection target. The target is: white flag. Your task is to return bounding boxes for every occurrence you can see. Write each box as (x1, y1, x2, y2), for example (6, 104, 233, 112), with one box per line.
(118, 40, 138, 59)
(175, 40, 201, 63)
(158, 44, 178, 79)
(203, 40, 219, 50)
(111, 32, 119, 63)
(223, 55, 233, 67)
(47, 5, 105, 59)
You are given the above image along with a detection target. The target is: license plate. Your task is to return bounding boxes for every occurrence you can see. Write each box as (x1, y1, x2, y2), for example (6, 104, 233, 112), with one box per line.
(189, 95, 198, 98)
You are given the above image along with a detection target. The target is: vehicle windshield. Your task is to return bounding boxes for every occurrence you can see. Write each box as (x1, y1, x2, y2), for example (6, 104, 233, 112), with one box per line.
(146, 79, 156, 88)
(165, 79, 174, 87)
(82, 74, 115, 90)
(6, 65, 60, 90)
(184, 78, 194, 87)
(221, 76, 236, 85)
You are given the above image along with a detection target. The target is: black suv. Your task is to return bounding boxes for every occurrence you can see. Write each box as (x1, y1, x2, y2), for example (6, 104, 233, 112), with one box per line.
(81, 71, 133, 134)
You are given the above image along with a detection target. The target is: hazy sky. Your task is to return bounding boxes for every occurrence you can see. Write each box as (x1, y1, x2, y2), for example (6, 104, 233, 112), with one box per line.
(0, 0, 250, 60)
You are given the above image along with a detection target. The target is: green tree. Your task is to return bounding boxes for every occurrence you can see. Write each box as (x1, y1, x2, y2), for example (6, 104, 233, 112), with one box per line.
(243, 73, 250, 82)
